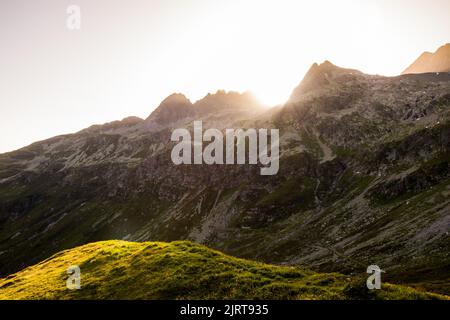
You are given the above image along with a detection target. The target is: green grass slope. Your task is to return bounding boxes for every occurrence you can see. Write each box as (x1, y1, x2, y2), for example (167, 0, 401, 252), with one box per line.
(0, 240, 447, 300)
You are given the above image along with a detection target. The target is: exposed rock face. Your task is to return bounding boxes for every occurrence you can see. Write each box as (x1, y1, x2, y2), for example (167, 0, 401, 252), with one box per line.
(289, 61, 362, 99)
(0, 63, 449, 293)
(144, 91, 265, 132)
(194, 90, 261, 113)
(403, 43, 450, 74)
(145, 93, 194, 126)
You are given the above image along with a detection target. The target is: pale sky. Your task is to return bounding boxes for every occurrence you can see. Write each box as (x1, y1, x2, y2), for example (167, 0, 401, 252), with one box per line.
(0, 0, 449, 153)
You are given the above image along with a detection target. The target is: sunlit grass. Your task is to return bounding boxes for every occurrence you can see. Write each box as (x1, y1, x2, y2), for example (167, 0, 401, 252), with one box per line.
(0, 240, 447, 300)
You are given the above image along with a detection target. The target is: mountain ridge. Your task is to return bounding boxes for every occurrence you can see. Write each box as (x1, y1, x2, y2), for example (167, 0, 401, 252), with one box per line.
(289, 61, 363, 101)
(0, 61, 449, 295)
(403, 43, 450, 74)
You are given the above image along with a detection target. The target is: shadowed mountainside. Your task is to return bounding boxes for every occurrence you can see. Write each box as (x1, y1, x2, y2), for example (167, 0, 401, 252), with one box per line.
(0, 61, 449, 295)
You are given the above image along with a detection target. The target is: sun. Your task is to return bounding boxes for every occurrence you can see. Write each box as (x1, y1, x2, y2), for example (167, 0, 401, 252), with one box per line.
(252, 86, 293, 107)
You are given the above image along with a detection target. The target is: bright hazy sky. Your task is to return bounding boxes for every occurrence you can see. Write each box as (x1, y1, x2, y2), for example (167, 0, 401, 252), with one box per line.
(0, 0, 449, 153)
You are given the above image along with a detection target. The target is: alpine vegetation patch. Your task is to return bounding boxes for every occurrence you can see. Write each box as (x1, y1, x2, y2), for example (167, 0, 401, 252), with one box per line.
(171, 121, 279, 175)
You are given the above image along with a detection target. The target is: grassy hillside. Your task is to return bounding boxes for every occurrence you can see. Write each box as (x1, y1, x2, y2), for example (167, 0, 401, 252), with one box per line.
(0, 240, 447, 300)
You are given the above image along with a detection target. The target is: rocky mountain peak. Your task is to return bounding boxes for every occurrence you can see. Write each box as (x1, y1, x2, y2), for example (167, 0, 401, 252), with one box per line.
(289, 61, 362, 102)
(436, 42, 450, 53)
(145, 93, 194, 125)
(194, 90, 262, 113)
(160, 93, 192, 106)
(402, 43, 450, 74)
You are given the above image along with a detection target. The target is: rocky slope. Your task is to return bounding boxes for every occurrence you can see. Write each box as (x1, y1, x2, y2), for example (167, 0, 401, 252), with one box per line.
(403, 43, 450, 74)
(0, 62, 449, 294)
(0, 240, 446, 300)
